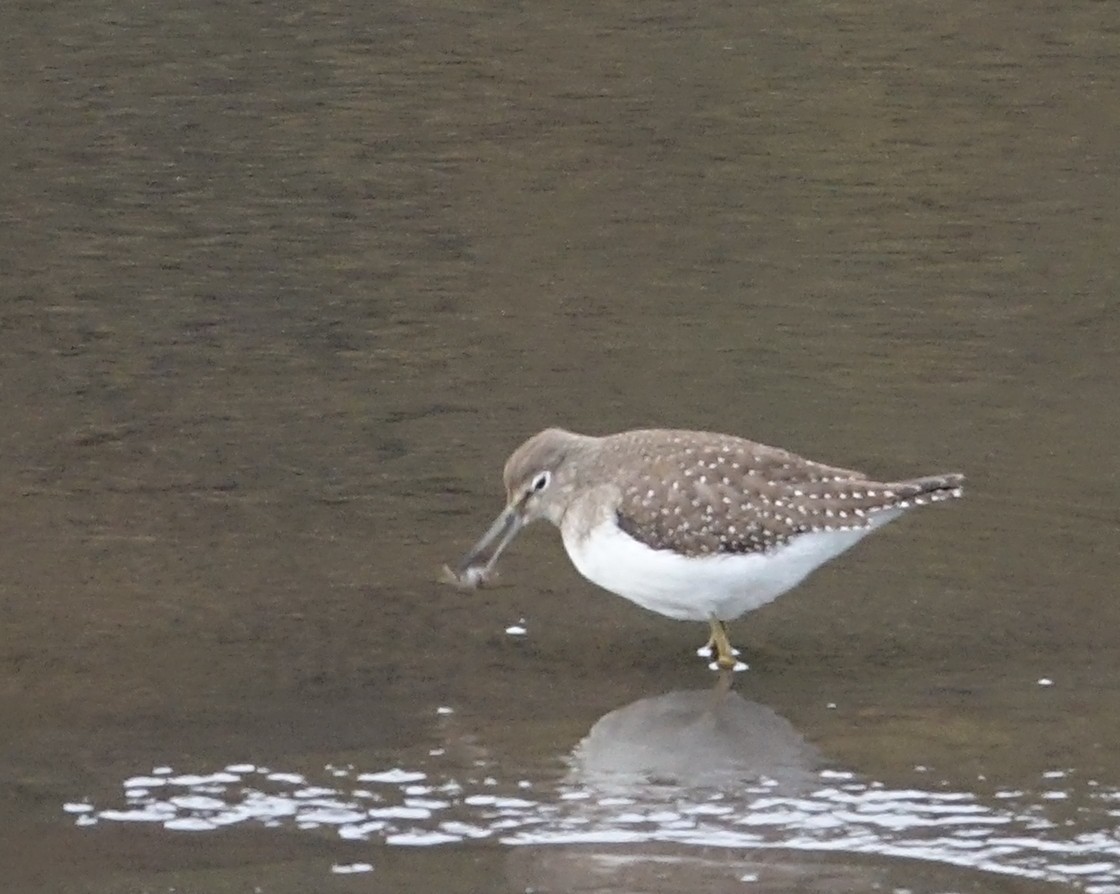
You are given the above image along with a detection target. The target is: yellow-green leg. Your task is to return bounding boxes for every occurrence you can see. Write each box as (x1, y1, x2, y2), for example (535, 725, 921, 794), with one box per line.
(703, 619, 741, 670)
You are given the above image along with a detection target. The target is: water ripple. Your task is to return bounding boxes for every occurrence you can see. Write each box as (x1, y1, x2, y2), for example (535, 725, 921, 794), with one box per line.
(66, 688, 1120, 892)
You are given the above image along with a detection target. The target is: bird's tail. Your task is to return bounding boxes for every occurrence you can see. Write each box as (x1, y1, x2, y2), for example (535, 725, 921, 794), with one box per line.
(888, 473, 965, 507)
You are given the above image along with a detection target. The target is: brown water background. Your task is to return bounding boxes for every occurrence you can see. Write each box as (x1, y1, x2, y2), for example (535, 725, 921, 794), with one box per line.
(1, 1, 1118, 891)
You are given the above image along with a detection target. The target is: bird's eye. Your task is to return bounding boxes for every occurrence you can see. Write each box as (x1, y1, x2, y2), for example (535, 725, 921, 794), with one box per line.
(531, 471, 551, 492)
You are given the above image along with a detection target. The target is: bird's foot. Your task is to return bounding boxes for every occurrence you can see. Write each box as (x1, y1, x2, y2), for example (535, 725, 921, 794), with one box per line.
(696, 642, 741, 658)
(700, 619, 746, 671)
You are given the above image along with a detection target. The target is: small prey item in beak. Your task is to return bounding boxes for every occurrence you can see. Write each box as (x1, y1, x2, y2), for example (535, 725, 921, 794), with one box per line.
(441, 503, 524, 590)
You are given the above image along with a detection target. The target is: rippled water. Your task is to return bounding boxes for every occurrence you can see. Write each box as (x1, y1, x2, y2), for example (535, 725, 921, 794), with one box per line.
(5, 0, 1119, 891)
(68, 686, 1120, 892)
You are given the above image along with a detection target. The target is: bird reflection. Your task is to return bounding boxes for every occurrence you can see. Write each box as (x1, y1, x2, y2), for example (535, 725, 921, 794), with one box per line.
(506, 677, 881, 894)
(568, 674, 822, 796)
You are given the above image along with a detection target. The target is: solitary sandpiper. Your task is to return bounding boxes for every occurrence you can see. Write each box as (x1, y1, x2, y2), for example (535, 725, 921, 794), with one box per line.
(445, 428, 964, 670)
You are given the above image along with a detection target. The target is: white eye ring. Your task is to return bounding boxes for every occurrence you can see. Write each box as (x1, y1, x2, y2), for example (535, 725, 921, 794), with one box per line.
(531, 471, 551, 493)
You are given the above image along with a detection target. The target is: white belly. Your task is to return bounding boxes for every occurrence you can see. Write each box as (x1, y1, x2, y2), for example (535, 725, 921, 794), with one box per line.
(561, 512, 902, 622)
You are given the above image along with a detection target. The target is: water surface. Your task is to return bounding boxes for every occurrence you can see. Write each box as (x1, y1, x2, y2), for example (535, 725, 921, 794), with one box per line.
(1, 0, 1117, 891)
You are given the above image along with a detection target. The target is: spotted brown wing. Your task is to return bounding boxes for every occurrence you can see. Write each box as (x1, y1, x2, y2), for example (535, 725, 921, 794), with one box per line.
(608, 430, 962, 558)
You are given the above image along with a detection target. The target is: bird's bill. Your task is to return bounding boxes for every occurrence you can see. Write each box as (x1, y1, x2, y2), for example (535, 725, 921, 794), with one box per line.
(449, 504, 524, 588)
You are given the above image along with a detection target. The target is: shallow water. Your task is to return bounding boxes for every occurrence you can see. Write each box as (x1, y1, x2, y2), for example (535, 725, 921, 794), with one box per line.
(2, 0, 1118, 892)
(70, 685, 1120, 891)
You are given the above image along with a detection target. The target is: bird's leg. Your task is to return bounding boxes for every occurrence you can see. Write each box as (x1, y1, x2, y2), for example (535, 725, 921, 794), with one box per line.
(698, 619, 742, 666)
(697, 618, 719, 657)
(708, 619, 741, 670)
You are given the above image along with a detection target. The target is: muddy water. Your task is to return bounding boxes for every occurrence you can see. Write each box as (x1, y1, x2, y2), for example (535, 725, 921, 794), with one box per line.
(2, 0, 1118, 891)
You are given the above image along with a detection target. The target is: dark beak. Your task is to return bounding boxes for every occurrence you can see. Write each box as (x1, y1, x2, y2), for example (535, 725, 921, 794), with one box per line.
(447, 503, 524, 587)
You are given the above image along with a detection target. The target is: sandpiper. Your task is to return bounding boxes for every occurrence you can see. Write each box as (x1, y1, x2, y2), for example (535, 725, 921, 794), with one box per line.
(445, 428, 964, 670)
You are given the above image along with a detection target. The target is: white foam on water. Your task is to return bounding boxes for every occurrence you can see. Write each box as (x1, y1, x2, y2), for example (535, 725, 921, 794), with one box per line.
(357, 769, 426, 784)
(331, 862, 373, 874)
(68, 751, 1120, 892)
